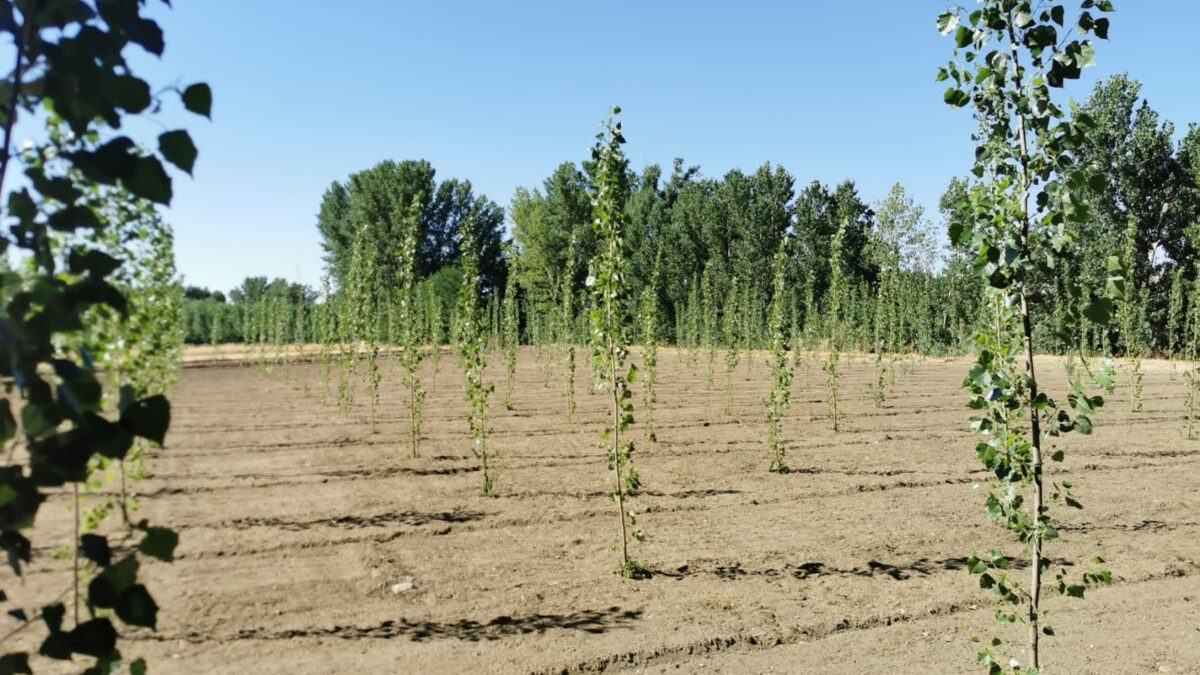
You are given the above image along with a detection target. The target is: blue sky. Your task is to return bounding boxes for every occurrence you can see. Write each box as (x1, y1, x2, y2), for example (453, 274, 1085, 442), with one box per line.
(136, 1, 1200, 294)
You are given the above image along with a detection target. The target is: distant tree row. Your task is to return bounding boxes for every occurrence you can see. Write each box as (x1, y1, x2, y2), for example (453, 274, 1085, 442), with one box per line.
(191, 73, 1198, 357)
(182, 276, 316, 344)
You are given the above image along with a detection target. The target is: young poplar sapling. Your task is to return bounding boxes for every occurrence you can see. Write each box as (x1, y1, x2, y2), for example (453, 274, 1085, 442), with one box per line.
(938, 3, 1121, 670)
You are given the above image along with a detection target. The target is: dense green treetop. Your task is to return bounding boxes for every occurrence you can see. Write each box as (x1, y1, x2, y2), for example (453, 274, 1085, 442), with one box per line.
(316, 159, 506, 295)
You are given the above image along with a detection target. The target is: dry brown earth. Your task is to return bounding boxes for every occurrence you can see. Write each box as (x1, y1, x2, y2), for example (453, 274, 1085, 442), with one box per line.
(7, 348, 1199, 673)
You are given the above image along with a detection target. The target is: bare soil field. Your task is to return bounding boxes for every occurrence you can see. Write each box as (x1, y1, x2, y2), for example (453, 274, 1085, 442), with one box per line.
(9, 348, 1200, 673)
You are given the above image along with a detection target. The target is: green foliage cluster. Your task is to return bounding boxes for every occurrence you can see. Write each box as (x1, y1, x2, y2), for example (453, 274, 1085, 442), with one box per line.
(396, 198, 426, 455)
(317, 160, 507, 297)
(638, 257, 661, 442)
(456, 214, 497, 496)
(76, 187, 185, 532)
(588, 107, 647, 579)
(765, 238, 795, 473)
(502, 274, 520, 410)
(823, 220, 848, 432)
(183, 277, 315, 346)
(0, 0, 205, 669)
(561, 235, 578, 421)
(938, 2, 1123, 671)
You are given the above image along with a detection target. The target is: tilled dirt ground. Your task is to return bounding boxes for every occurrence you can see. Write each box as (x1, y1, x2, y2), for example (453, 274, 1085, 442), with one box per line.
(8, 348, 1200, 674)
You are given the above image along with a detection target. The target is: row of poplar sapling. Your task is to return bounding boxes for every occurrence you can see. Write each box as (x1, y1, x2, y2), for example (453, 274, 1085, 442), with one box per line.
(244, 103, 958, 584)
(250, 7, 1200, 669)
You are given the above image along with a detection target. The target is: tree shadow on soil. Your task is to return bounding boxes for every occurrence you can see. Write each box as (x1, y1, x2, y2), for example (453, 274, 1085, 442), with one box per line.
(229, 607, 642, 642)
(511, 488, 743, 500)
(656, 556, 1074, 582)
(319, 464, 479, 479)
(223, 509, 487, 531)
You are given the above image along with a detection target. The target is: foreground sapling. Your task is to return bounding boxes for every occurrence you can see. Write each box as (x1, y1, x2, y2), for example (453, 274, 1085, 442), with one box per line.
(938, 3, 1120, 670)
(765, 238, 795, 473)
(457, 216, 498, 495)
(588, 107, 647, 578)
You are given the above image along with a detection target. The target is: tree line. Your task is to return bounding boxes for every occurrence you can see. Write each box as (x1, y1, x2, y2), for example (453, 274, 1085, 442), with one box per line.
(183, 72, 1199, 359)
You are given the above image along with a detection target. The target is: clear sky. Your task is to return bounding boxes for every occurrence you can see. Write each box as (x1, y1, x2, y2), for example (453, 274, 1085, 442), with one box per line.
(136, 1, 1200, 294)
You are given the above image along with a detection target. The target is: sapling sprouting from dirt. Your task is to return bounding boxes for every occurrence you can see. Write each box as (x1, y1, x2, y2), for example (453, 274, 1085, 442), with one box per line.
(1167, 267, 1185, 363)
(502, 274, 520, 410)
(938, 3, 1121, 671)
(824, 219, 848, 432)
(317, 274, 337, 405)
(358, 240, 383, 431)
(1185, 269, 1200, 440)
(765, 237, 794, 473)
(723, 276, 741, 416)
(457, 215, 498, 495)
(639, 254, 661, 442)
(427, 284, 445, 374)
(397, 198, 426, 456)
(1118, 216, 1145, 412)
(702, 265, 719, 390)
(562, 235, 578, 421)
(588, 106, 647, 579)
(337, 228, 372, 413)
(870, 276, 895, 408)
(686, 275, 702, 374)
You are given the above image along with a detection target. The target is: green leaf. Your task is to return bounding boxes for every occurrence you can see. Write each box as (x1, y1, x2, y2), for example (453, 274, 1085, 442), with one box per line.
(949, 220, 970, 247)
(158, 130, 197, 175)
(954, 25, 973, 49)
(0, 401, 15, 446)
(1076, 42, 1096, 69)
(125, 156, 172, 205)
(944, 87, 970, 107)
(937, 11, 959, 35)
(182, 83, 212, 118)
(120, 395, 170, 445)
(112, 75, 151, 114)
(1082, 298, 1114, 325)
